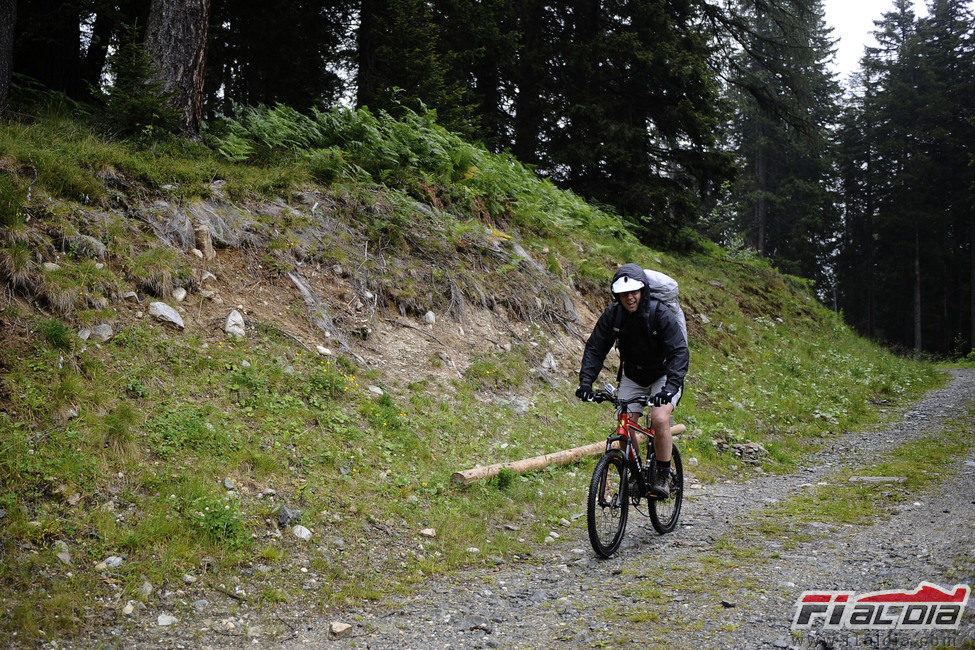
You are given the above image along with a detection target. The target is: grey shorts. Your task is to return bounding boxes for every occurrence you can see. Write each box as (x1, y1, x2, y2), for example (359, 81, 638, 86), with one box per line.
(619, 374, 682, 415)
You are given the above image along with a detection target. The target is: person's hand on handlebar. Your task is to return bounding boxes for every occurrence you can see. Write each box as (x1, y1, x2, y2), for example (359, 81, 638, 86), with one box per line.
(575, 384, 595, 402)
(652, 388, 674, 407)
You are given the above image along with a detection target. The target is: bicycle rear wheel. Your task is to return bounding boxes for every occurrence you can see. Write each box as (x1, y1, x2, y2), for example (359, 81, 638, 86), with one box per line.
(649, 445, 683, 534)
(587, 450, 629, 557)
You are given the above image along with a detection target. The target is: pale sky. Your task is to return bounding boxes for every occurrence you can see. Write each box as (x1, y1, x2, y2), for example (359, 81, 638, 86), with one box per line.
(823, 0, 929, 82)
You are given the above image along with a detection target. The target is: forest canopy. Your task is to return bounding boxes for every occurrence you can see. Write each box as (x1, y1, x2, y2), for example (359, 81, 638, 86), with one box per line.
(1, 0, 973, 356)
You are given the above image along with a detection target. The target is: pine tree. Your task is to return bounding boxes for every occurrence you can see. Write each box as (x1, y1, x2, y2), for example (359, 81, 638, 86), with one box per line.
(356, 0, 476, 134)
(548, 0, 734, 234)
(726, 0, 841, 287)
(205, 0, 349, 116)
(0, 0, 14, 117)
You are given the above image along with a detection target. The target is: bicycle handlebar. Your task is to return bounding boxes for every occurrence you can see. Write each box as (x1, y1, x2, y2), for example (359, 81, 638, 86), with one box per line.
(592, 388, 651, 409)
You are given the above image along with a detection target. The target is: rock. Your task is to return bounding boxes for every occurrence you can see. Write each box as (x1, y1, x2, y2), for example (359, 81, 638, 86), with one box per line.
(467, 547, 480, 554)
(149, 302, 184, 329)
(172, 287, 187, 302)
(54, 540, 71, 565)
(241, 359, 251, 368)
(43, 262, 61, 271)
(225, 310, 245, 337)
(260, 488, 276, 498)
(183, 574, 197, 584)
(420, 528, 436, 538)
(698, 313, 711, 324)
(122, 603, 134, 616)
(71, 235, 106, 259)
(687, 457, 699, 467)
(157, 613, 177, 626)
(367, 385, 383, 396)
(194, 224, 216, 260)
(277, 505, 301, 527)
(329, 621, 353, 638)
(541, 352, 557, 371)
(104, 555, 124, 568)
(138, 581, 153, 597)
(848, 476, 906, 484)
(423, 311, 436, 325)
(559, 518, 571, 527)
(316, 345, 332, 356)
(201, 271, 216, 283)
(223, 477, 235, 490)
(508, 396, 532, 415)
(78, 327, 92, 341)
(191, 248, 204, 259)
(292, 525, 312, 541)
(123, 291, 139, 302)
(91, 324, 113, 342)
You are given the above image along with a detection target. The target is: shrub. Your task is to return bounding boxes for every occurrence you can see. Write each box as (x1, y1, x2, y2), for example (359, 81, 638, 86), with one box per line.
(37, 318, 72, 351)
(98, 37, 181, 139)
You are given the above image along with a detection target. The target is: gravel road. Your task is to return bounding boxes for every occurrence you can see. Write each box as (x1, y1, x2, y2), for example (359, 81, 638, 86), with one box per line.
(72, 369, 975, 649)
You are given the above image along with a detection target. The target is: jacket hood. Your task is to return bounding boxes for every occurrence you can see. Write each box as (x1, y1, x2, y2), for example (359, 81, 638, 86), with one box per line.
(611, 264, 650, 308)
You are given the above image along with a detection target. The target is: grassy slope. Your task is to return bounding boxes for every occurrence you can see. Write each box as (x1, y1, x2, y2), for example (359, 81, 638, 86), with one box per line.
(0, 108, 947, 643)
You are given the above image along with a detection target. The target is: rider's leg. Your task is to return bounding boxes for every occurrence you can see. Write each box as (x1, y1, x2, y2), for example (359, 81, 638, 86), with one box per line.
(650, 404, 673, 463)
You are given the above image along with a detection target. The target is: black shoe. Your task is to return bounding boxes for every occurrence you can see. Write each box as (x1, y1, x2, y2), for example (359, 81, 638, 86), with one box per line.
(650, 466, 670, 499)
(627, 473, 639, 495)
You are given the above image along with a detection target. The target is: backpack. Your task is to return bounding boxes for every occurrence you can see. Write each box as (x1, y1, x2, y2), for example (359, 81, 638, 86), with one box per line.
(641, 269, 688, 345)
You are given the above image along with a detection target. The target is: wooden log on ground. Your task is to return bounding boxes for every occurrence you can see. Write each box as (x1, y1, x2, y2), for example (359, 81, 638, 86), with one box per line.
(451, 424, 686, 486)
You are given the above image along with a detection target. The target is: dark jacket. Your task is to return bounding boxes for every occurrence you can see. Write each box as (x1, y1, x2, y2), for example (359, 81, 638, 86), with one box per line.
(578, 264, 689, 394)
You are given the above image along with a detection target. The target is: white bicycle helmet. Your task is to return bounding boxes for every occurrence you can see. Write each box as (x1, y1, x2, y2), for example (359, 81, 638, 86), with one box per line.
(611, 276, 645, 294)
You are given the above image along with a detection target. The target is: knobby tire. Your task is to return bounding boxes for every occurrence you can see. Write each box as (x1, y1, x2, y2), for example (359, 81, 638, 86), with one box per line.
(587, 450, 629, 558)
(648, 445, 683, 534)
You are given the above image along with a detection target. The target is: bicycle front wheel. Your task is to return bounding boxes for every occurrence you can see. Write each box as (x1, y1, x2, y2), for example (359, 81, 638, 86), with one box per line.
(587, 450, 629, 558)
(649, 445, 683, 534)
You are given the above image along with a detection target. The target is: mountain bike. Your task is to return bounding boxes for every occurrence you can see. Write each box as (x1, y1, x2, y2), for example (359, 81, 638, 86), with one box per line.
(586, 385, 684, 558)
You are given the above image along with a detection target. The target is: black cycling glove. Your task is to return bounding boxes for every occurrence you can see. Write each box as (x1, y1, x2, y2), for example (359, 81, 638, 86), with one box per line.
(575, 385, 595, 402)
(652, 388, 674, 407)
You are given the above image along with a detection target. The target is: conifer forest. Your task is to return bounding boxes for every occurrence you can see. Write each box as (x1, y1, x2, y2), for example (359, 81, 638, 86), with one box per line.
(2, 0, 974, 357)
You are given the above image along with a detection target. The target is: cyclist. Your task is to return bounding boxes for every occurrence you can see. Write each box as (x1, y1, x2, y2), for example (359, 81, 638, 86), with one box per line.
(575, 263, 689, 498)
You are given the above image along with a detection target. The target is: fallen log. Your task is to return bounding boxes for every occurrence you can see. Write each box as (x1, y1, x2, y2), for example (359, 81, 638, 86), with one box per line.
(451, 423, 686, 486)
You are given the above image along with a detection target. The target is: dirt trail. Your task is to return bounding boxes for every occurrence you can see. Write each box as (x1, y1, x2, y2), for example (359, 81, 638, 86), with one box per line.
(70, 370, 975, 649)
(292, 369, 975, 649)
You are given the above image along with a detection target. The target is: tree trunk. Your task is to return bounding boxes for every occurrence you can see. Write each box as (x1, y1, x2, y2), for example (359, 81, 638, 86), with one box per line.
(145, 0, 210, 139)
(81, 5, 118, 97)
(355, 0, 380, 109)
(913, 227, 922, 352)
(0, 0, 14, 118)
(754, 118, 768, 256)
(970, 217, 974, 353)
(511, 0, 546, 167)
(451, 425, 686, 485)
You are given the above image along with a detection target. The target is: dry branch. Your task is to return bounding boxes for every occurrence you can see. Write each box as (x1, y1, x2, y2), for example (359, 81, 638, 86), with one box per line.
(451, 424, 686, 485)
